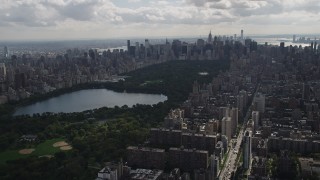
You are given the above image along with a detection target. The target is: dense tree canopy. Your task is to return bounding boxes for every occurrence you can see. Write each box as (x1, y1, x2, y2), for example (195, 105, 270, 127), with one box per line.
(0, 60, 230, 179)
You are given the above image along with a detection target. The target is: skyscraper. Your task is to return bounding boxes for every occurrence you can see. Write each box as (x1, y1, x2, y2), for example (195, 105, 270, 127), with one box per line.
(210, 154, 219, 179)
(4, 46, 9, 58)
(237, 90, 248, 114)
(208, 30, 213, 43)
(145, 39, 150, 49)
(135, 42, 140, 58)
(127, 40, 130, 52)
(220, 106, 230, 118)
(0, 63, 6, 79)
(252, 111, 260, 132)
(253, 93, 265, 113)
(293, 35, 296, 42)
(280, 42, 285, 53)
(243, 130, 252, 169)
(241, 29, 244, 40)
(145, 39, 150, 58)
(221, 117, 231, 140)
(231, 108, 239, 136)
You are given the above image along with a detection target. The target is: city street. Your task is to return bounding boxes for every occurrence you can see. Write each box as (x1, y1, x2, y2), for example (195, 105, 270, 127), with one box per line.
(219, 84, 260, 180)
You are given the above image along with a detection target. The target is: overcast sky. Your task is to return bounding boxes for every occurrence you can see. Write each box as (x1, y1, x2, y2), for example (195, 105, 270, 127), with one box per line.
(0, 0, 319, 40)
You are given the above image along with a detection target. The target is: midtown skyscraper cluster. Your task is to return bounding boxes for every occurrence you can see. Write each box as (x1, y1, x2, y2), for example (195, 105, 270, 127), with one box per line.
(0, 30, 252, 104)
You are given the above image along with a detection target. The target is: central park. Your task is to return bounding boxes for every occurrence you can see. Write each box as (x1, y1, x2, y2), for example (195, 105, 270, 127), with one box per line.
(0, 60, 230, 179)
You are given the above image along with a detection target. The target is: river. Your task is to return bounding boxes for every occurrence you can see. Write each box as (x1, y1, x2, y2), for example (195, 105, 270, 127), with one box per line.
(253, 37, 310, 47)
(14, 89, 167, 116)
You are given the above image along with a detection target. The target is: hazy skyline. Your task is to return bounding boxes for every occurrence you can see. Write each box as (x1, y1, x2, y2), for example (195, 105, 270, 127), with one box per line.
(0, 0, 319, 41)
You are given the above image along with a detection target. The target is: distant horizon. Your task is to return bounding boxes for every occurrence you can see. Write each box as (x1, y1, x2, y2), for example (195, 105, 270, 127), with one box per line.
(1, 33, 320, 43)
(1, 0, 320, 41)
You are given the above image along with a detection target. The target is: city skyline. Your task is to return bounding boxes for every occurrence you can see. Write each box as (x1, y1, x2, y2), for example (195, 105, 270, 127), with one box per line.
(0, 0, 320, 41)
(1, 10, 320, 178)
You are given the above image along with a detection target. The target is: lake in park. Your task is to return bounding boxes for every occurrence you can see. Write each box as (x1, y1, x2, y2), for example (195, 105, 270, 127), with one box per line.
(14, 89, 167, 115)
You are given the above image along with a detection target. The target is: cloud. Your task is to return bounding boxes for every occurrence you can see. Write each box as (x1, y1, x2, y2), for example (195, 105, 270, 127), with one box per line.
(185, 0, 222, 7)
(128, 0, 141, 2)
(231, 0, 283, 17)
(0, 0, 319, 40)
(44, 0, 100, 21)
(0, 0, 318, 27)
(0, 0, 116, 27)
(0, 0, 57, 27)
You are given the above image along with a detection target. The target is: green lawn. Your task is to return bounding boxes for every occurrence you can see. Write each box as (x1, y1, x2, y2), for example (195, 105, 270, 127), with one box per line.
(0, 138, 67, 164)
(33, 138, 65, 156)
(0, 150, 27, 164)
